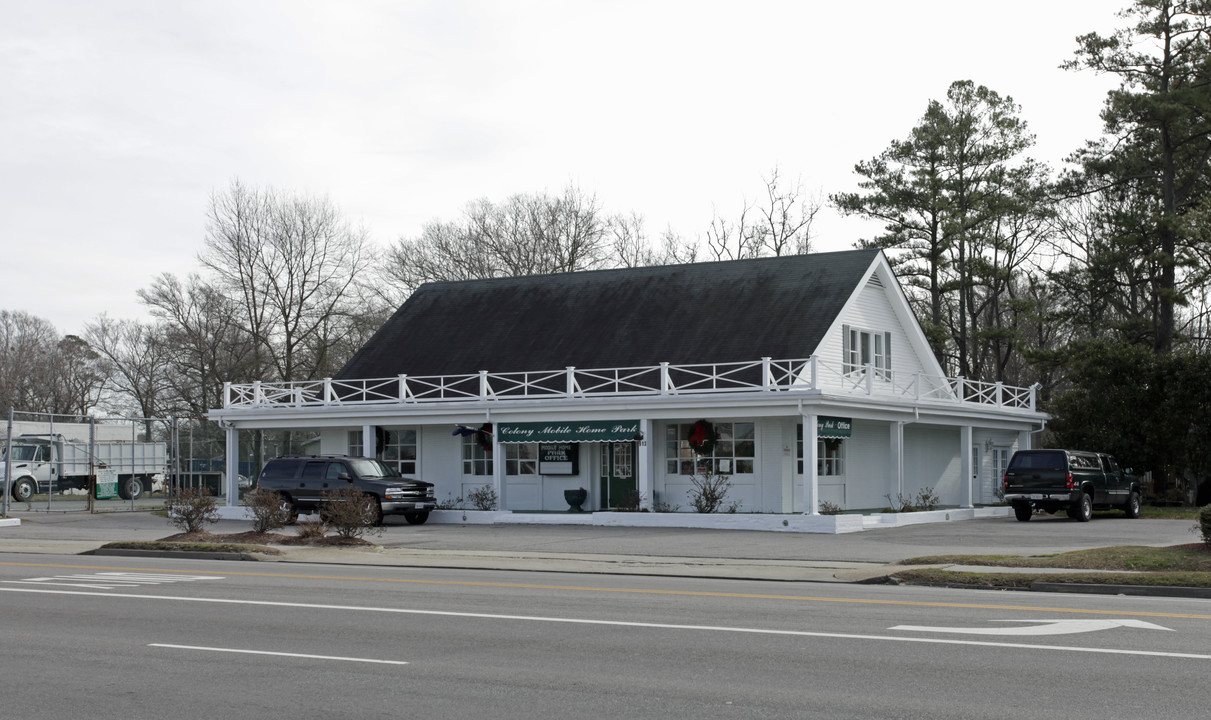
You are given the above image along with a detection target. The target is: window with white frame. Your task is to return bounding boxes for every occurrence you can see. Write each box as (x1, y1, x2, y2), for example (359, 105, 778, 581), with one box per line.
(505, 443, 538, 476)
(347, 430, 363, 458)
(843, 325, 891, 379)
(796, 424, 846, 476)
(379, 427, 418, 474)
(462, 435, 493, 476)
(665, 422, 755, 475)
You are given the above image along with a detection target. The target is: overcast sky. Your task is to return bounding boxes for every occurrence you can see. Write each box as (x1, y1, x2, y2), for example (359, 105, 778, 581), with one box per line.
(2, 0, 1123, 336)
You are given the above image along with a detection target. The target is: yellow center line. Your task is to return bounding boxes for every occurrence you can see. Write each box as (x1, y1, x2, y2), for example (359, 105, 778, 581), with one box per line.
(3, 560, 1211, 620)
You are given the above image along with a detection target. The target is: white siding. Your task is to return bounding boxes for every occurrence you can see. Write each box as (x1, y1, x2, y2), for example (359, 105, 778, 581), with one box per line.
(817, 279, 931, 385)
(792, 417, 891, 511)
(904, 424, 961, 504)
(757, 418, 784, 512)
(843, 419, 891, 509)
(318, 428, 345, 454)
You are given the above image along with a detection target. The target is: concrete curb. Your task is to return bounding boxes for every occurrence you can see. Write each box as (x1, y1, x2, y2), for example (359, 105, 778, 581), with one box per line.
(0, 518, 21, 528)
(212, 505, 1007, 534)
(91, 548, 262, 562)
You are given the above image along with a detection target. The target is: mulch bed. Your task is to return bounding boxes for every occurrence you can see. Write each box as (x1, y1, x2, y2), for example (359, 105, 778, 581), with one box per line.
(160, 531, 375, 547)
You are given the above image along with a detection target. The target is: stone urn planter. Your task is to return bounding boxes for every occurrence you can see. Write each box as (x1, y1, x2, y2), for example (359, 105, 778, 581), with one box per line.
(564, 487, 588, 512)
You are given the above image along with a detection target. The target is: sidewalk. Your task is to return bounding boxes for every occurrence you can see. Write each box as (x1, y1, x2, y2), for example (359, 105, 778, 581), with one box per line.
(0, 510, 1204, 590)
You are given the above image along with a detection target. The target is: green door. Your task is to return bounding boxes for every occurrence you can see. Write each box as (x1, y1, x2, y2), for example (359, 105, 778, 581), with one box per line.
(600, 442, 637, 509)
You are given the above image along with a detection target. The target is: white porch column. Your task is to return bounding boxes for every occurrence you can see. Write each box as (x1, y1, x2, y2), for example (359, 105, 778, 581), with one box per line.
(890, 421, 905, 500)
(637, 418, 653, 511)
(960, 425, 973, 508)
(802, 412, 819, 515)
(363, 424, 377, 457)
(1018, 429, 1032, 452)
(224, 426, 239, 508)
(492, 429, 506, 510)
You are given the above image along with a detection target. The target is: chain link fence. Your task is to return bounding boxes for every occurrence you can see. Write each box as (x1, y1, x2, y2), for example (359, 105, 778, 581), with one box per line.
(2, 409, 318, 516)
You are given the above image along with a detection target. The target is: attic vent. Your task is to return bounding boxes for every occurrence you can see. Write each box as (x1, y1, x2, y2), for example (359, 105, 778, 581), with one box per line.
(867, 272, 883, 288)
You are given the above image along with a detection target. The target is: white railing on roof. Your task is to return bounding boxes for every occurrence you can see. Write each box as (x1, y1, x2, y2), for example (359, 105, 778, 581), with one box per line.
(222, 357, 1038, 413)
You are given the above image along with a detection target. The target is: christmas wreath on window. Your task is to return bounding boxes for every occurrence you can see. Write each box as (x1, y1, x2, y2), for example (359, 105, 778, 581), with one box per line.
(686, 419, 720, 456)
(824, 438, 843, 453)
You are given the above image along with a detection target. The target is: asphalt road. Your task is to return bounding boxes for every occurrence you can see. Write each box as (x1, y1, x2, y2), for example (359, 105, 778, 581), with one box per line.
(1, 552, 1208, 719)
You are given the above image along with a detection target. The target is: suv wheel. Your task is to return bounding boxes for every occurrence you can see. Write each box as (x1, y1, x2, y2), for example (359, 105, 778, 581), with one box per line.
(1012, 502, 1032, 522)
(278, 494, 299, 525)
(1123, 491, 1142, 519)
(1069, 493, 1093, 522)
(403, 510, 429, 525)
(371, 497, 384, 527)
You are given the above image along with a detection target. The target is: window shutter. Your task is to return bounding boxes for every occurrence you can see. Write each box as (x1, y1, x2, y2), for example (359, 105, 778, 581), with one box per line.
(884, 331, 892, 372)
(842, 324, 851, 372)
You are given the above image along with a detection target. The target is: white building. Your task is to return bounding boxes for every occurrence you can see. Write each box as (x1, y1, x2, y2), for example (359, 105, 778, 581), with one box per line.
(209, 249, 1043, 527)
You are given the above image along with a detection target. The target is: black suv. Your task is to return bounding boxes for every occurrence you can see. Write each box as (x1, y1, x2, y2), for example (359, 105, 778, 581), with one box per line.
(256, 455, 436, 525)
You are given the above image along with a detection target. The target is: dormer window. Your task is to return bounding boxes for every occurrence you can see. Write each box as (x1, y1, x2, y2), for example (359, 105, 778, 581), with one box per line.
(843, 325, 891, 380)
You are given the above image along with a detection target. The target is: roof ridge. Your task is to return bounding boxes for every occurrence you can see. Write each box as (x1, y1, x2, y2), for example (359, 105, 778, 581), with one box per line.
(414, 248, 880, 292)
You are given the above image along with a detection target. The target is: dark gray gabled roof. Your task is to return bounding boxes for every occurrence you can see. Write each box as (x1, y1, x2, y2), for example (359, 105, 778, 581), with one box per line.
(336, 248, 880, 380)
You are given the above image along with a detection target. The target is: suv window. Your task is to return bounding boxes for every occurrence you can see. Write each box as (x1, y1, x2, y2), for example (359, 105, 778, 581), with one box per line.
(348, 459, 401, 478)
(261, 459, 302, 479)
(325, 462, 347, 480)
(301, 461, 327, 479)
(1008, 451, 1065, 471)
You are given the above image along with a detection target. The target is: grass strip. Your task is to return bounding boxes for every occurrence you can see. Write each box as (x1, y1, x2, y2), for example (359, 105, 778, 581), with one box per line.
(899, 544, 1211, 572)
(891, 568, 1211, 589)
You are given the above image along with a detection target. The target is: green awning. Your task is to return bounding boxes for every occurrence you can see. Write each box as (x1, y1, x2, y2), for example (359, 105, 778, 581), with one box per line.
(497, 420, 640, 443)
(818, 416, 852, 438)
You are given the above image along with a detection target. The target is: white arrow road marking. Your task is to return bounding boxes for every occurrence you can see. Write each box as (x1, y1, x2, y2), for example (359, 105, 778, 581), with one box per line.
(891, 619, 1174, 636)
(149, 644, 409, 666)
(3, 572, 223, 589)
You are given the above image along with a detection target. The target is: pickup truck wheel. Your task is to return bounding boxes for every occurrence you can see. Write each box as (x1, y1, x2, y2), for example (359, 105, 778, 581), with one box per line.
(1069, 493, 1093, 522)
(12, 478, 35, 502)
(371, 497, 384, 527)
(1012, 502, 1032, 522)
(1123, 491, 1142, 519)
(403, 510, 429, 525)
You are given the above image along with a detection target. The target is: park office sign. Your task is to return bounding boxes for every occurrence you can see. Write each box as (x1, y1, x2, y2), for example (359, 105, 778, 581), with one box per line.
(497, 420, 641, 444)
(817, 416, 852, 438)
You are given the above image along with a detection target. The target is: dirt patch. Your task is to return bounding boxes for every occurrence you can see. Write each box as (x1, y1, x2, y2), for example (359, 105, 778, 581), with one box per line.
(161, 531, 375, 547)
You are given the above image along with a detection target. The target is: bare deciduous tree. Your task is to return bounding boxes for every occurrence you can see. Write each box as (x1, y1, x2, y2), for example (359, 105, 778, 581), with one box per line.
(47, 335, 107, 417)
(0, 310, 60, 412)
(200, 180, 378, 382)
(706, 167, 820, 261)
(386, 185, 614, 293)
(0, 312, 106, 416)
(85, 314, 174, 425)
(139, 273, 255, 417)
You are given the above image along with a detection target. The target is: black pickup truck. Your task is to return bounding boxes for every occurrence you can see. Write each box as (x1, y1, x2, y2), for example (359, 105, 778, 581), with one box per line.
(1003, 449, 1141, 522)
(256, 455, 436, 525)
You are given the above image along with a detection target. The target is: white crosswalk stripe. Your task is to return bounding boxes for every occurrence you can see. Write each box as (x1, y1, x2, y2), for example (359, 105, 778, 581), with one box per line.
(4, 572, 222, 589)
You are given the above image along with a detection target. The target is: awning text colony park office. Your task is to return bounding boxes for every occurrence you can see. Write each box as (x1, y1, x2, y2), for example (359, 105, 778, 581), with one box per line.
(209, 249, 1044, 522)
